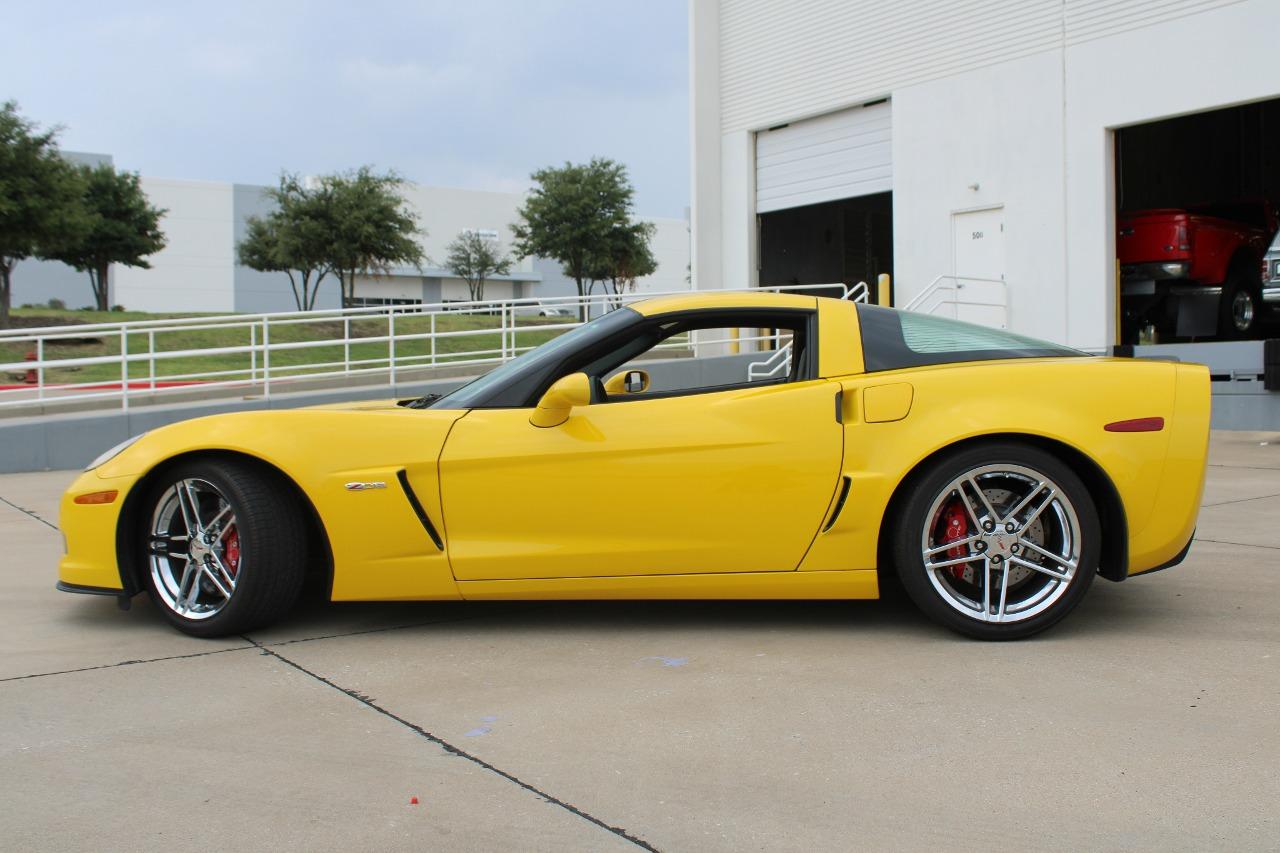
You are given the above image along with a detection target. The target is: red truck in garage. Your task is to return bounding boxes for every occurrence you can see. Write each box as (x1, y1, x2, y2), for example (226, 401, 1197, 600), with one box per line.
(1118, 202, 1276, 342)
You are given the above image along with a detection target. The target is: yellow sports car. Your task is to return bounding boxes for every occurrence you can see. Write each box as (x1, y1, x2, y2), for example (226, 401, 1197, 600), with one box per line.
(57, 292, 1209, 640)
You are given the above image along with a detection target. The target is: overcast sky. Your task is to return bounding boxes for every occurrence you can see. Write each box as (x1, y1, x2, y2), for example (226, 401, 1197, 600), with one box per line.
(6, 1, 690, 218)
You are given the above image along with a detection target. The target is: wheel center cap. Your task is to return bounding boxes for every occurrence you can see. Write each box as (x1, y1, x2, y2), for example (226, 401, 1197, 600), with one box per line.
(984, 533, 1015, 558)
(189, 538, 211, 561)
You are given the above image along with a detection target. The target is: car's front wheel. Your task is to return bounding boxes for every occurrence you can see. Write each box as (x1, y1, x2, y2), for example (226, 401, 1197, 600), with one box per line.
(892, 443, 1099, 640)
(141, 459, 307, 637)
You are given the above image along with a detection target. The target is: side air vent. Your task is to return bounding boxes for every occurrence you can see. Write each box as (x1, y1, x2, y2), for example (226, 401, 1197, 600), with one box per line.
(396, 470, 444, 551)
(822, 476, 853, 533)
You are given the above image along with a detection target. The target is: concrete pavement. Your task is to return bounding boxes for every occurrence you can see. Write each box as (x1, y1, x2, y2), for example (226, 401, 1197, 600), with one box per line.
(1, 432, 1278, 851)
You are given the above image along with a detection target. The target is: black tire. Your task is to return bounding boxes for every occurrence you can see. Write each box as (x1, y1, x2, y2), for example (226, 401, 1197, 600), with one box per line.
(140, 458, 307, 637)
(891, 442, 1100, 640)
(1217, 256, 1262, 339)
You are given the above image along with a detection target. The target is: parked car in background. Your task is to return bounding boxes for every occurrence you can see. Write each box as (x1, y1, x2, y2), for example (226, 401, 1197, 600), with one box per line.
(1118, 201, 1276, 342)
(1263, 231, 1280, 319)
(511, 301, 579, 318)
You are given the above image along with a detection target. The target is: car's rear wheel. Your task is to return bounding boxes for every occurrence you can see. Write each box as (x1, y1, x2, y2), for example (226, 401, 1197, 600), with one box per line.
(1218, 256, 1261, 339)
(141, 459, 306, 637)
(892, 443, 1099, 640)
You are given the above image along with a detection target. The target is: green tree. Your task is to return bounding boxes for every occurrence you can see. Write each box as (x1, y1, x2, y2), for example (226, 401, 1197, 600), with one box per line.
(511, 158, 635, 318)
(318, 167, 424, 307)
(237, 174, 332, 311)
(52, 163, 166, 311)
(590, 220, 657, 304)
(444, 230, 512, 302)
(0, 102, 85, 328)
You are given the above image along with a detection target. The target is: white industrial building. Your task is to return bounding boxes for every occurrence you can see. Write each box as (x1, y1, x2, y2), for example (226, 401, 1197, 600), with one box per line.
(689, 0, 1280, 351)
(15, 170, 689, 314)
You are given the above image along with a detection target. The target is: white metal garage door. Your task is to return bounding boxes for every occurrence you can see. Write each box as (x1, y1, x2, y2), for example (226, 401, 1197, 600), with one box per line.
(755, 101, 892, 214)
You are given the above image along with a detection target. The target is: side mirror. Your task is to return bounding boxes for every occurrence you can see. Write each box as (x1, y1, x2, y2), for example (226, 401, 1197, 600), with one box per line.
(603, 369, 650, 396)
(529, 372, 592, 428)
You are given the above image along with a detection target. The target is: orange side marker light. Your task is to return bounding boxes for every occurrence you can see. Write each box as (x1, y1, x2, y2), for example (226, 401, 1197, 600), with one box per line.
(74, 490, 119, 505)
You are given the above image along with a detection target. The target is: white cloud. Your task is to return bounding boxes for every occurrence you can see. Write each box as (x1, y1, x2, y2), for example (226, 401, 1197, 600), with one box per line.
(3, 0, 691, 217)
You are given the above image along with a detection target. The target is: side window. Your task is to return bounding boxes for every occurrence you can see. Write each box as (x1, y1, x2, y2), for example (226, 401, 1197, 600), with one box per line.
(856, 303, 1082, 372)
(593, 312, 813, 401)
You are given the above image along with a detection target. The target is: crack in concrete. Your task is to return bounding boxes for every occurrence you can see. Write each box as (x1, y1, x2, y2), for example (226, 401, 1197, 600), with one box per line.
(1209, 463, 1280, 471)
(0, 493, 59, 531)
(0, 644, 255, 683)
(264, 604, 550, 648)
(243, 634, 660, 852)
(1202, 492, 1280, 508)
(3, 603, 545, 684)
(1193, 536, 1280, 551)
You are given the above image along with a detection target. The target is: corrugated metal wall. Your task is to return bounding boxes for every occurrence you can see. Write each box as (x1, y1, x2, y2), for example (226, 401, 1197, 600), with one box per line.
(718, 0, 1247, 134)
(1064, 0, 1245, 45)
(755, 101, 892, 212)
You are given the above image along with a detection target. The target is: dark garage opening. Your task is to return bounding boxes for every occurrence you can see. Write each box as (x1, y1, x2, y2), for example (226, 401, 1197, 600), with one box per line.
(1116, 97, 1280, 343)
(758, 192, 893, 303)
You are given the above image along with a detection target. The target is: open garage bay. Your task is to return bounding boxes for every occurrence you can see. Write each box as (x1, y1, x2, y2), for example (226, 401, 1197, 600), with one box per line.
(2, 433, 1278, 851)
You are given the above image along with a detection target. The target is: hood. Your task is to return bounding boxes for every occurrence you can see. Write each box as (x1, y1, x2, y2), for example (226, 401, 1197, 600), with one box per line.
(305, 398, 411, 412)
(92, 402, 468, 479)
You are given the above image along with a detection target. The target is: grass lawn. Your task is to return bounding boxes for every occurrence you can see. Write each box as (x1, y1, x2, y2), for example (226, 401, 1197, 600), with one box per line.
(1, 308, 568, 386)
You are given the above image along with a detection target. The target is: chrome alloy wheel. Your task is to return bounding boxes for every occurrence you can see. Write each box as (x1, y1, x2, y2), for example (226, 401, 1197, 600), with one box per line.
(148, 478, 242, 620)
(919, 464, 1082, 624)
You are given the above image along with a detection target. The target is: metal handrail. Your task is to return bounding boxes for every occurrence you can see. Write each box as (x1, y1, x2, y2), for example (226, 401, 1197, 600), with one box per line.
(901, 275, 1008, 327)
(0, 283, 857, 412)
(745, 281, 869, 380)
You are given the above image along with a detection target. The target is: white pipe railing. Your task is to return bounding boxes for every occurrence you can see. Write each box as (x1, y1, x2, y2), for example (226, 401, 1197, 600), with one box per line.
(0, 284, 856, 413)
(901, 275, 1009, 328)
(746, 281, 869, 380)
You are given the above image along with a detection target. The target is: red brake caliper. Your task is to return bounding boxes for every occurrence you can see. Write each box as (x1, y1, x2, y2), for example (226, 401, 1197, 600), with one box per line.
(940, 499, 971, 579)
(224, 527, 241, 577)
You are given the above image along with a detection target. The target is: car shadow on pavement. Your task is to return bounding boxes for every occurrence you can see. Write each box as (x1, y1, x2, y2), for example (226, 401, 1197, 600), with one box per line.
(53, 572, 1195, 646)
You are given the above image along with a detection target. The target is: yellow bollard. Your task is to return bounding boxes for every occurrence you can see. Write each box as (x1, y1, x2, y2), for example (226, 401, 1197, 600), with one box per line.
(877, 273, 892, 307)
(1115, 259, 1122, 347)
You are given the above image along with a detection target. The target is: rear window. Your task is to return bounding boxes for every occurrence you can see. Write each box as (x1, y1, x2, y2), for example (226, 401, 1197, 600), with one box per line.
(856, 304, 1082, 372)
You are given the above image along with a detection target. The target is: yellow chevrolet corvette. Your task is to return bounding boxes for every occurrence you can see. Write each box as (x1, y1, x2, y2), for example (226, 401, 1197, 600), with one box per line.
(57, 292, 1209, 640)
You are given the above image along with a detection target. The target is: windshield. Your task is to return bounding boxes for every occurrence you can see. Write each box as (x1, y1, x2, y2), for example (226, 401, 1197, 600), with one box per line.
(431, 307, 640, 409)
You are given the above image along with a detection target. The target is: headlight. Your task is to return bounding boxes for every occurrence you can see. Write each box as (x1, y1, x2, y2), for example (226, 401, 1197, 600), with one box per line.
(86, 434, 145, 471)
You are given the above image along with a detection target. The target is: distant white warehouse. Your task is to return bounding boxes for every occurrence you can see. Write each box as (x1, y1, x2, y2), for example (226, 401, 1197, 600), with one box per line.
(15, 167, 689, 314)
(689, 0, 1280, 350)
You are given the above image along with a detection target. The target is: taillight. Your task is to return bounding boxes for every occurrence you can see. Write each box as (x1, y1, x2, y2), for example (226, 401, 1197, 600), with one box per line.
(1175, 223, 1190, 251)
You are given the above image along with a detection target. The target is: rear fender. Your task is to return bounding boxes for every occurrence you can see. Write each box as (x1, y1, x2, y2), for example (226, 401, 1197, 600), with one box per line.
(799, 358, 1180, 577)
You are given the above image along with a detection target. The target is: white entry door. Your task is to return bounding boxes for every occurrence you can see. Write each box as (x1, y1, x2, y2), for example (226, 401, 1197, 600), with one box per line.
(951, 207, 1006, 328)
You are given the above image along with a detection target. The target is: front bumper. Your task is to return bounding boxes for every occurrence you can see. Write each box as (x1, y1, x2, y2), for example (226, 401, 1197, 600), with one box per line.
(56, 580, 125, 595)
(57, 470, 139, 593)
(1120, 263, 1207, 296)
(1263, 285, 1280, 311)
